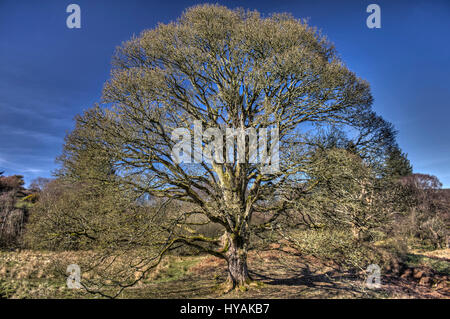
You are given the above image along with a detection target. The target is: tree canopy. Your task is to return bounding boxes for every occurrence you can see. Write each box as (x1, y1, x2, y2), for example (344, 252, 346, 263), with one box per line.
(58, 4, 398, 289)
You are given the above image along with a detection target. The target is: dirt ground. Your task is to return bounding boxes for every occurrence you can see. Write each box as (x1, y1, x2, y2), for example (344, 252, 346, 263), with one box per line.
(0, 248, 448, 299)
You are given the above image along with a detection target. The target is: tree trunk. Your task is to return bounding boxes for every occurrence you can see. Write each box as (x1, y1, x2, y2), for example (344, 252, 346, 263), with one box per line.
(224, 232, 252, 289)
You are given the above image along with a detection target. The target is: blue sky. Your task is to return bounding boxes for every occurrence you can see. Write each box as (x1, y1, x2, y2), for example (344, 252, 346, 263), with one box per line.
(0, 0, 449, 187)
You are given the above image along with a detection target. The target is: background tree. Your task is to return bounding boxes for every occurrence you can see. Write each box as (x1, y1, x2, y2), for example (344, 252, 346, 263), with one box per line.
(29, 177, 52, 193)
(0, 174, 30, 248)
(25, 118, 190, 297)
(397, 174, 449, 249)
(27, 118, 162, 251)
(383, 145, 413, 179)
(61, 4, 396, 289)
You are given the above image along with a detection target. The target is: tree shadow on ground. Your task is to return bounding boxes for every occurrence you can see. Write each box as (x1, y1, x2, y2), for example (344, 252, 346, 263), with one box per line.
(244, 251, 448, 299)
(248, 262, 373, 298)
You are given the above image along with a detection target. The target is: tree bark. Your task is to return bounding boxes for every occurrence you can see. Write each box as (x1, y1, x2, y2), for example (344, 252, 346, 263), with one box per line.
(223, 232, 252, 289)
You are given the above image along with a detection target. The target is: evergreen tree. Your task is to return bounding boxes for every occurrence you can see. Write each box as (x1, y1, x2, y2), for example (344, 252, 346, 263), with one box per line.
(384, 146, 413, 178)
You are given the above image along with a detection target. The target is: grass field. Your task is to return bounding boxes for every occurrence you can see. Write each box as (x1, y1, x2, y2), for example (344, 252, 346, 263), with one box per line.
(0, 248, 448, 299)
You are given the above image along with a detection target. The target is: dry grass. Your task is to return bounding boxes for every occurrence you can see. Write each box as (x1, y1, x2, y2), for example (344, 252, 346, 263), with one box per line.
(415, 248, 450, 261)
(0, 248, 448, 299)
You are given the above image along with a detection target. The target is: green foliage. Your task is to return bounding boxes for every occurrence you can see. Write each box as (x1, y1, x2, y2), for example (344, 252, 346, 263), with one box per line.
(287, 228, 387, 270)
(404, 253, 450, 275)
(150, 256, 200, 283)
(383, 146, 413, 179)
(25, 178, 138, 250)
(0, 279, 17, 299)
(290, 148, 405, 240)
(394, 174, 449, 249)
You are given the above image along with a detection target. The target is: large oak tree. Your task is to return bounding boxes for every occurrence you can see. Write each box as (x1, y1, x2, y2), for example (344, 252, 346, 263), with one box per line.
(63, 4, 395, 289)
